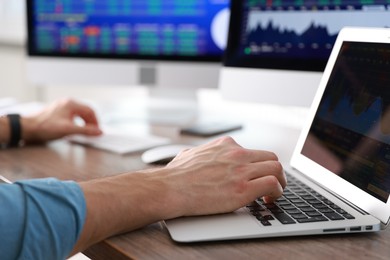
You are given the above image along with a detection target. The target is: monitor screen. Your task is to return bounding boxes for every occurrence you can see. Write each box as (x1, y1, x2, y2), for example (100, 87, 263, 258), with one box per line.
(219, 0, 390, 107)
(27, 0, 230, 62)
(225, 0, 389, 71)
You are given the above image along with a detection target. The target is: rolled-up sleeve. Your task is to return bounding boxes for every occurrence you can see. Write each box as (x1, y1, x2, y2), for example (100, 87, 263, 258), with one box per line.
(0, 178, 86, 260)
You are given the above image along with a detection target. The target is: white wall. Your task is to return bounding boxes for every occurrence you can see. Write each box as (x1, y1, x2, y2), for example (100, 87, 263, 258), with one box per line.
(0, 0, 31, 100)
(0, 44, 36, 101)
(0, 0, 26, 45)
(0, 43, 135, 102)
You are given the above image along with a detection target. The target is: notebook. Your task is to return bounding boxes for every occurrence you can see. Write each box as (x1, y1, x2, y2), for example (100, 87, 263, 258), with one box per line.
(164, 27, 390, 242)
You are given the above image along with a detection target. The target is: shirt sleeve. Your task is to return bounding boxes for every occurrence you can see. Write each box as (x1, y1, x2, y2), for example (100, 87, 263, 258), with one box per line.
(0, 178, 86, 260)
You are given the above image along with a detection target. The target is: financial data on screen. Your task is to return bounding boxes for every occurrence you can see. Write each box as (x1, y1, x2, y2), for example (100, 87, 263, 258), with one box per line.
(28, 0, 230, 61)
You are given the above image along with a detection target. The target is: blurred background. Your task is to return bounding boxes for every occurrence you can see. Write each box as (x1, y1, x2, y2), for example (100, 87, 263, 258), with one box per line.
(0, 0, 31, 100)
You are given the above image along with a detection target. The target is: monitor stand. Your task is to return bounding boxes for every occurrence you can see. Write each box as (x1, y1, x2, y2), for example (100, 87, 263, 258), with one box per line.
(133, 61, 220, 126)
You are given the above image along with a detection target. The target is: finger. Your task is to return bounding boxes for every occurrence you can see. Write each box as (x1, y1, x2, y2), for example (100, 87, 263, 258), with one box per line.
(69, 102, 100, 126)
(263, 195, 280, 204)
(83, 125, 103, 136)
(246, 161, 287, 189)
(247, 175, 284, 203)
(246, 149, 279, 163)
(66, 124, 103, 136)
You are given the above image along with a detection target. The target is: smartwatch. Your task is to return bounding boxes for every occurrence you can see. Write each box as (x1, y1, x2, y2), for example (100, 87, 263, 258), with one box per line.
(7, 114, 22, 147)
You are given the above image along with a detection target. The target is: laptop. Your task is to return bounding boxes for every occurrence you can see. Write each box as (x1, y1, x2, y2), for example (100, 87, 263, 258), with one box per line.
(164, 27, 390, 242)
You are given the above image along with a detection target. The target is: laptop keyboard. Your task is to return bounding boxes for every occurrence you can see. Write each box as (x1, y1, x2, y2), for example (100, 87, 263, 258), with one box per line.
(247, 175, 355, 226)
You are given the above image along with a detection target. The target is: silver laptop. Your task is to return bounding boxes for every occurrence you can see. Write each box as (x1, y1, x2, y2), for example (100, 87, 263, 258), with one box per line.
(164, 27, 390, 242)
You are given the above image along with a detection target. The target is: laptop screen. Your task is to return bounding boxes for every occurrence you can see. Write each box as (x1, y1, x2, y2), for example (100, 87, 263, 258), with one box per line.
(301, 41, 390, 203)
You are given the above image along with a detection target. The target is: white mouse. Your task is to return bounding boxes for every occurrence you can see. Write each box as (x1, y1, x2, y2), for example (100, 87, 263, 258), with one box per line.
(141, 144, 194, 165)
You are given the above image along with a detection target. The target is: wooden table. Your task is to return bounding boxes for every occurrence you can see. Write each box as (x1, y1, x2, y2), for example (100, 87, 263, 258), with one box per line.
(1, 120, 389, 260)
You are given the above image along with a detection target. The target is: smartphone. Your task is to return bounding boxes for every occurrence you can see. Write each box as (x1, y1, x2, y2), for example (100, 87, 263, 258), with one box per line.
(180, 122, 243, 137)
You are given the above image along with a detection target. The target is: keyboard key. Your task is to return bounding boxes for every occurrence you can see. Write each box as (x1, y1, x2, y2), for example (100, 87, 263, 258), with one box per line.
(273, 213, 296, 224)
(300, 206, 316, 212)
(285, 209, 301, 214)
(263, 203, 284, 213)
(296, 191, 310, 196)
(324, 212, 344, 220)
(280, 205, 296, 210)
(250, 211, 263, 217)
(259, 219, 272, 226)
(306, 211, 322, 217)
(306, 199, 321, 204)
(297, 216, 328, 223)
(330, 204, 341, 209)
(255, 214, 274, 226)
(276, 198, 289, 203)
(318, 208, 335, 214)
(301, 195, 315, 200)
(335, 208, 347, 214)
(291, 213, 308, 220)
(295, 202, 309, 207)
(342, 213, 355, 219)
(284, 194, 299, 200)
(323, 199, 334, 205)
(290, 199, 305, 204)
(312, 203, 328, 209)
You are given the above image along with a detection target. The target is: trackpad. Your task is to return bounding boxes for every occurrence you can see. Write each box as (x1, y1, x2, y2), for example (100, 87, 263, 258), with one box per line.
(164, 208, 261, 242)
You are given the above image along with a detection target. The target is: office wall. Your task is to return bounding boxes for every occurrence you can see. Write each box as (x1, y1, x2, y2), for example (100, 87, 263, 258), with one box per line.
(0, 43, 126, 102)
(0, 44, 34, 101)
(0, 0, 25, 45)
(0, 0, 31, 100)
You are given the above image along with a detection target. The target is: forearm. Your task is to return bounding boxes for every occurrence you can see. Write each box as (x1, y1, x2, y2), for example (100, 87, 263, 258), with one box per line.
(73, 168, 178, 254)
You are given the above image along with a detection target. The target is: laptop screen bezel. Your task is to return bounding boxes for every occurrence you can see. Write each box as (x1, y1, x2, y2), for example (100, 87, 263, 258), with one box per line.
(290, 27, 390, 226)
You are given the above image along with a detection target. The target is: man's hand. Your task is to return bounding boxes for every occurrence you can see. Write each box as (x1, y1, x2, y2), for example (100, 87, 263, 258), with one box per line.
(162, 136, 286, 217)
(22, 99, 102, 143)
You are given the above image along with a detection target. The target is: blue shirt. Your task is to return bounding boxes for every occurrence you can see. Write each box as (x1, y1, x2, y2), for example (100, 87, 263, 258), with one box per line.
(0, 178, 86, 260)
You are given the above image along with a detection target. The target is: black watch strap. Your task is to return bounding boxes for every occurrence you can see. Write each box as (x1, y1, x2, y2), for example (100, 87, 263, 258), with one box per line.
(7, 114, 22, 147)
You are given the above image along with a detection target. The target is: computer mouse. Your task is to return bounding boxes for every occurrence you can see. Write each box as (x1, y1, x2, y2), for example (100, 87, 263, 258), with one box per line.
(141, 144, 194, 165)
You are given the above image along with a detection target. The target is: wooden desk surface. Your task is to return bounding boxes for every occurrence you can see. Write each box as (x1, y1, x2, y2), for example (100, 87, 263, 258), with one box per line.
(1, 121, 389, 260)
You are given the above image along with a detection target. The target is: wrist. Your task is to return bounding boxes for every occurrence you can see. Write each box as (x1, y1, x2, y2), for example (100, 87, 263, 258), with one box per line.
(20, 116, 39, 143)
(76, 169, 174, 250)
(117, 168, 178, 223)
(140, 168, 186, 220)
(0, 116, 10, 146)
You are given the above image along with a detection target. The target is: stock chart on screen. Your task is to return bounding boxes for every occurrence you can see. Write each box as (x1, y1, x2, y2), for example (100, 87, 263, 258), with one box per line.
(240, 0, 390, 61)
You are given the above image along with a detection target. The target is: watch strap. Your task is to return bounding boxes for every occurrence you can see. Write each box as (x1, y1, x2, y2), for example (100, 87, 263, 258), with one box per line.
(7, 114, 22, 147)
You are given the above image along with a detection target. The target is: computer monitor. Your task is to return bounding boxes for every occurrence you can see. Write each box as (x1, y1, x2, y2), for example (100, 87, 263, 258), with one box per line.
(219, 0, 389, 107)
(26, 0, 230, 90)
